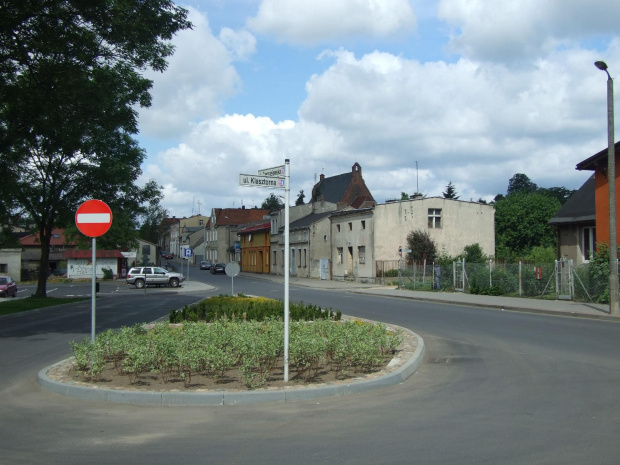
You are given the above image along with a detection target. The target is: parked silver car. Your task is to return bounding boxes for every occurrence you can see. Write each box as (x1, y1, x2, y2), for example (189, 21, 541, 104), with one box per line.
(126, 267, 185, 289)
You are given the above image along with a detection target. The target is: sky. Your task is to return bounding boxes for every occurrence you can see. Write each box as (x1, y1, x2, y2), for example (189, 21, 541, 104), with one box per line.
(135, 0, 620, 218)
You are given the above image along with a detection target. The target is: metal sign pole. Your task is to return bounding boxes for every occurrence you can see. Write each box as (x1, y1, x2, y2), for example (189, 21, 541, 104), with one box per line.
(91, 237, 96, 342)
(284, 159, 290, 382)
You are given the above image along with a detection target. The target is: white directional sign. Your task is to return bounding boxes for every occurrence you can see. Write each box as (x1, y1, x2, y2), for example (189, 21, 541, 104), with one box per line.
(239, 174, 286, 189)
(257, 165, 285, 177)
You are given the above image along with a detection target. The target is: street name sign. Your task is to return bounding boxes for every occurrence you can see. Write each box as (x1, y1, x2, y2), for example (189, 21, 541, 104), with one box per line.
(239, 174, 285, 189)
(75, 199, 113, 237)
(257, 165, 285, 177)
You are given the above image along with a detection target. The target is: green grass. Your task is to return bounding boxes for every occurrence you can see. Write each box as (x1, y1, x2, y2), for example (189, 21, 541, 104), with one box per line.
(0, 297, 89, 316)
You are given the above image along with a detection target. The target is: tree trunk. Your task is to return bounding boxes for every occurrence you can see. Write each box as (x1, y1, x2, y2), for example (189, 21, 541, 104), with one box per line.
(34, 225, 52, 298)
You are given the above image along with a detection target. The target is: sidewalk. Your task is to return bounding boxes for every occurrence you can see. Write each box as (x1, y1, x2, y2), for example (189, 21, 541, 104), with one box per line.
(240, 272, 617, 321)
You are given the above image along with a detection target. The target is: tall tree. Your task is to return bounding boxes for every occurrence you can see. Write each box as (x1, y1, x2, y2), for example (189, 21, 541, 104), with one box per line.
(507, 173, 538, 195)
(295, 190, 305, 206)
(538, 186, 576, 205)
(405, 230, 437, 264)
(261, 193, 284, 211)
(442, 181, 460, 199)
(494, 192, 561, 259)
(0, 0, 191, 297)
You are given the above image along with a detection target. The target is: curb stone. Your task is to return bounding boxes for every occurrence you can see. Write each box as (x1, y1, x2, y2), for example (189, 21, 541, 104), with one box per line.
(37, 328, 425, 406)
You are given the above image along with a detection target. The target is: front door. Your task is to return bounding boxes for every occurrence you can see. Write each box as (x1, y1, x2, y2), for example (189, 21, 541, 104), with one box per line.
(290, 247, 296, 275)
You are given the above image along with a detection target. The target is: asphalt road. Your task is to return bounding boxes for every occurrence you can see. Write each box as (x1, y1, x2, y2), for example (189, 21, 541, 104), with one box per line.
(1, 270, 620, 464)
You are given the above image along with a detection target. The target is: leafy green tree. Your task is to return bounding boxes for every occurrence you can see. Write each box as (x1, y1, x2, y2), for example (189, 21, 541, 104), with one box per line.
(0, 0, 191, 297)
(443, 181, 460, 199)
(405, 230, 437, 264)
(524, 246, 557, 264)
(137, 186, 169, 244)
(401, 192, 409, 200)
(538, 186, 576, 205)
(494, 192, 561, 259)
(295, 190, 306, 206)
(261, 193, 284, 211)
(507, 174, 538, 195)
(461, 243, 487, 263)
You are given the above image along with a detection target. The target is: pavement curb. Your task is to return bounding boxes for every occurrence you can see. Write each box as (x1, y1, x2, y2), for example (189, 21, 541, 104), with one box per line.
(349, 289, 620, 321)
(37, 329, 425, 406)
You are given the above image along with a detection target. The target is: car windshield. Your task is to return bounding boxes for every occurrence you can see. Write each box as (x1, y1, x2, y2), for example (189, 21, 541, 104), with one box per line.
(0, 278, 7, 285)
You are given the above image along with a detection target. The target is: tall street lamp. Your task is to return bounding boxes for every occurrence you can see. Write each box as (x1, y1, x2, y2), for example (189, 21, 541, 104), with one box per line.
(595, 60, 619, 316)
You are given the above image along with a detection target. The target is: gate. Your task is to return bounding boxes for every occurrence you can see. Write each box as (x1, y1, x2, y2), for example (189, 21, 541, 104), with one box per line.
(320, 259, 330, 280)
(556, 259, 574, 300)
(453, 259, 465, 292)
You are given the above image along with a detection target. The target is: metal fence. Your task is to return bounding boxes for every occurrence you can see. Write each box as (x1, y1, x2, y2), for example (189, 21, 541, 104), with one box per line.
(375, 259, 612, 304)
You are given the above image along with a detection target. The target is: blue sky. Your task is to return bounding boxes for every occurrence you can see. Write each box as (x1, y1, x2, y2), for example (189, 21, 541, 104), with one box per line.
(135, 0, 620, 217)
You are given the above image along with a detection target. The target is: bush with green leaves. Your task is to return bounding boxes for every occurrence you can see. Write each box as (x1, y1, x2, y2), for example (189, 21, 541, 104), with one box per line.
(170, 295, 341, 324)
(70, 317, 403, 389)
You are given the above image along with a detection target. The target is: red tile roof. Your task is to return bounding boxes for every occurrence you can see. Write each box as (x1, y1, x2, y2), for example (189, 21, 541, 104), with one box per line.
(215, 208, 270, 226)
(238, 222, 271, 235)
(20, 229, 76, 247)
(63, 250, 124, 259)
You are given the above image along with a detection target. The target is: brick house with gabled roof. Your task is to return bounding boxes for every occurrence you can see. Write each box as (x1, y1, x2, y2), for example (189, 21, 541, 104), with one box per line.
(311, 163, 375, 209)
(549, 175, 596, 265)
(20, 228, 77, 277)
(575, 141, 620, 253)
(238, 221, 271, 273)
(205, 207, 271, 263)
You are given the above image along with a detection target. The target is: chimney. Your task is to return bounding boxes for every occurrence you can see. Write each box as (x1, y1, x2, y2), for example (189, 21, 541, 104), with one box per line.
(320, 174, 325, 182)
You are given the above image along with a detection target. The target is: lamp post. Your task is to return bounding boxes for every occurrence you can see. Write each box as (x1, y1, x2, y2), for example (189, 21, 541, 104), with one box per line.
(595, 60, 619, 316)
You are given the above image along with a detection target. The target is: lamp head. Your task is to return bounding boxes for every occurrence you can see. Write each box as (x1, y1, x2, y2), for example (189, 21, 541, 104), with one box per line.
(595, 61, 608, 71)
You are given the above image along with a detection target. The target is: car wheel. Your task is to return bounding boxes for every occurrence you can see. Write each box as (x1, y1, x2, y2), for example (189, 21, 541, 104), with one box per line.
(169, 278, 180, 287)
(134, 279, 145, 289)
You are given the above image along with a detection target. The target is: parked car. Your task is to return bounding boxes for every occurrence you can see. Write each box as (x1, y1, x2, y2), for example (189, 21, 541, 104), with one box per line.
(0, 276, 18, 297)
(164, 253, 174, 259)
(51, 268, 67, 277)
(125, 266, 185, 289)
(200, 261, 212, 270)
(210, 263, 226, 274)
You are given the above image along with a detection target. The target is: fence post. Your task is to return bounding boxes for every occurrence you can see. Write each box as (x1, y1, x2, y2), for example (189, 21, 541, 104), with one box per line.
(489, 259, 492, 288)
(519, 261, 522, 297)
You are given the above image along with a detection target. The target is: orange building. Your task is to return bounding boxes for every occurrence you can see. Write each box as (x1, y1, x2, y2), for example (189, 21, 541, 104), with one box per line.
(576, 141, 620, 247)
(238, 221, 271, 274)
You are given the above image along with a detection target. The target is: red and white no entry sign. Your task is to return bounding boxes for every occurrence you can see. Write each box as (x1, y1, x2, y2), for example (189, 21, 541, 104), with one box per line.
(75, 199, 113, 237)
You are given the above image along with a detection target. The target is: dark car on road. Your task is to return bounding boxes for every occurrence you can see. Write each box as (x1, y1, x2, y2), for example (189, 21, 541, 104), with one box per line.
(0, 276, 18, 297)
(164, 253, 174, 260)
(210, 263, 225, 274)
(200, 261, 212, 270)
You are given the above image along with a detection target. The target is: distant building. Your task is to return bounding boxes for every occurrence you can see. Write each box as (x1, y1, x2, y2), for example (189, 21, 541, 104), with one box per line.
(549, 175, 595, 265)
(206, 207, 271, 264)
(574, 141, 620, 252)
(311, 162, 375, 209)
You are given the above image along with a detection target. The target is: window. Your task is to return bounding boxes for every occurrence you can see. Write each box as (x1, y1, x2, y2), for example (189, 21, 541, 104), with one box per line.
(348, 222, 352, 231)
(582, 227, 596, 261)
(337, 247, 343, 264)
(298, 249, 302, 268)
(361, 220, 366, 230)
(142, 244, 151, 256)
(428, 209, 442, 228)
(199, 219, 204, 226)
(271, 219, 278, 234)
(303, 248, 307, 267)
(0, 264, 7, 273)
(273, 250, 277, 266)
(323, 234, 327, 241)
(358, 246, 366, 264)
(337, 224, 341, 232)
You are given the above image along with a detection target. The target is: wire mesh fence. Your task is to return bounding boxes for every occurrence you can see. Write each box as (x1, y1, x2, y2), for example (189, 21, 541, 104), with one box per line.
(375, 259, 613, 304)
